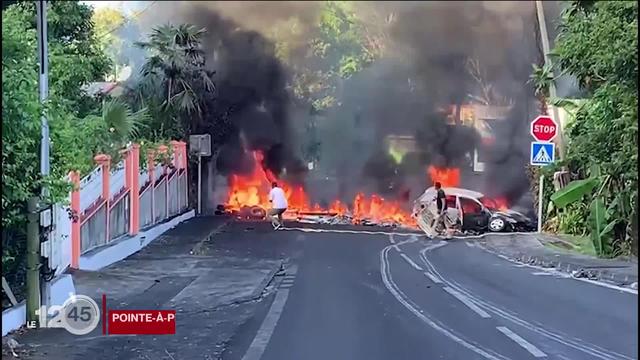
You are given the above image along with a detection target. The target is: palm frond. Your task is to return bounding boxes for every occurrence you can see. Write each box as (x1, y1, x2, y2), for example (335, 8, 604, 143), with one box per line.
(137, 22, 214, 121)
(101, 99, 145, 140)
(139, 55, 163, 76)
(199, 70, 216, 92)
(175, 24, 207, 46)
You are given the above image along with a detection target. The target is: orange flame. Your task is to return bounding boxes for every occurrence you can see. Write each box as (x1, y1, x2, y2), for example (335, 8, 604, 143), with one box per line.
(428, 166, 461, 188)
(480, 197, 509, 211)
(226, 152, 416, 226)
(427, 166, 509, 210)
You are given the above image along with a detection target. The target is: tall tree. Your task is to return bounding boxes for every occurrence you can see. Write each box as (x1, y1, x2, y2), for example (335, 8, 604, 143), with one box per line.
(134, 23, 215, 137)
(136, 24, 215, 107)
(542, 1, 638, 255)
(2, 1, 112, 294)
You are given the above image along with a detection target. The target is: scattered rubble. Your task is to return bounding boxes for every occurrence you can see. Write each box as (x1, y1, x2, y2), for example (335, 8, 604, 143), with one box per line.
(1, 336, 25, 358)
(217, 204, 413, 229)
(297, 213, 407, 228)
(216, 203, 492, 236)
(216, 205, 267, 220)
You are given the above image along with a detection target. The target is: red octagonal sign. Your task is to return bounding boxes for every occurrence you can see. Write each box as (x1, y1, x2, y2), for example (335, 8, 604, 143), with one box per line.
(530, 115, 558, 142)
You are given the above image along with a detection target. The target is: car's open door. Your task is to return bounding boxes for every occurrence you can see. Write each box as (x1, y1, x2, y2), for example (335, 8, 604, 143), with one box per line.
(459, 197, 489, 231)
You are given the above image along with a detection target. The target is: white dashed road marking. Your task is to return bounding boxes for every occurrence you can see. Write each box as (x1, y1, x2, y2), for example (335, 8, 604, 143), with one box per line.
(443, 287, 491, 318)
(496, 326, 547, 358)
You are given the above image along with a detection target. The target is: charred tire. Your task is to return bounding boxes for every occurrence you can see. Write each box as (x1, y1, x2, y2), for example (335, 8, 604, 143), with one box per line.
(251, 206, 266, 219)
(488, 217, 506, 232)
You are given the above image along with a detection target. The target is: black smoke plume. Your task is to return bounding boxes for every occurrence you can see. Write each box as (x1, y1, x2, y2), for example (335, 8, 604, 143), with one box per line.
(134, 1, 550, 211)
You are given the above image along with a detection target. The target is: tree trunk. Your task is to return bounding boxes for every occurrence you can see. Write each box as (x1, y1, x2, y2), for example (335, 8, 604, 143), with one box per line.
(167, 78, 172, 105)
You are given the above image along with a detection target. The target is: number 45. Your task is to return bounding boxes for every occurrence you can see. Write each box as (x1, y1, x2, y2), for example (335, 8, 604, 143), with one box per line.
(68, 306, 92, 322)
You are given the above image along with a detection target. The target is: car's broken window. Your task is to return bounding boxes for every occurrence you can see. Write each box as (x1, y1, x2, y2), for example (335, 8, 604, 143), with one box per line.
(478, 197, 499, 211)
(460, 197, 482, 215)
(445, 196, 456, 209)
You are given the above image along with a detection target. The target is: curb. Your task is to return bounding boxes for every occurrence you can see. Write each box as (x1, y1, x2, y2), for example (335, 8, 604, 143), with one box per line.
(248, 260, 284, 300)
(216, 260, 284, 308)
(477, 243, 638, 287)
(199, 217, 283, 306)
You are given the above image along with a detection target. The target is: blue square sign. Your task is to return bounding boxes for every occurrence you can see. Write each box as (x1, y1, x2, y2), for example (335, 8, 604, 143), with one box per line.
(530, 142, 555, 166)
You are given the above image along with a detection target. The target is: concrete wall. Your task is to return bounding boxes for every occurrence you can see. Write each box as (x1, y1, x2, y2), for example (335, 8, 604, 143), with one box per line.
(2, 274, 75, 337)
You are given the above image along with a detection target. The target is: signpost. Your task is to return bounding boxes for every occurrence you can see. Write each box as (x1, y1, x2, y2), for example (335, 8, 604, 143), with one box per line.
(530, 115, 558, 142)
(189, 134, 211, 215)
(529, 115, 558, 233)
(530, 142, 555, 166)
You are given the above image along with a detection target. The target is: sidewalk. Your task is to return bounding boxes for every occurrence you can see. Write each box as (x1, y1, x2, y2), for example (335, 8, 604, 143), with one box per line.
(5, 216, 283, 360)
(477, 233, 638, 288)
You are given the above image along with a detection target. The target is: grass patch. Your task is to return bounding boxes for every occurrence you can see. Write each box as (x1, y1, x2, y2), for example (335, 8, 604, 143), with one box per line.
(545, 234, 597, 257)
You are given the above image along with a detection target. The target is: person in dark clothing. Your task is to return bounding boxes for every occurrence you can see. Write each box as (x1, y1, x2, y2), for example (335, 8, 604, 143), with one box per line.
(435, 182, 447, 214)
(434, 182, 452, 238)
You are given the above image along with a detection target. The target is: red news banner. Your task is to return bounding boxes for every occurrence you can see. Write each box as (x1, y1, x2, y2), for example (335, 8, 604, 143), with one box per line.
(107, 310, 176, 335)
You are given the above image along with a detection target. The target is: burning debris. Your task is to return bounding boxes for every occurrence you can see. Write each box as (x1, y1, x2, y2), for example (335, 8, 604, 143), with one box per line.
(427, 166, 460, 188)
(219, 151, 417, 228)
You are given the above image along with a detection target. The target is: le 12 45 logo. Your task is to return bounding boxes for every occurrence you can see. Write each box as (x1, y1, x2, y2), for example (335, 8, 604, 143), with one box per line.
(30, 294, 101, 335)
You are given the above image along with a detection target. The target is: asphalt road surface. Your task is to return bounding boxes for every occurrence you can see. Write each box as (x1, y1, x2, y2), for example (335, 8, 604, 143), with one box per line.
(223, 222, 638, 360)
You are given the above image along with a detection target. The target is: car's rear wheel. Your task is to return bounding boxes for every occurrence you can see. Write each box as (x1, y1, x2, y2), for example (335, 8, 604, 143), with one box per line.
(488, 217, 505, 232)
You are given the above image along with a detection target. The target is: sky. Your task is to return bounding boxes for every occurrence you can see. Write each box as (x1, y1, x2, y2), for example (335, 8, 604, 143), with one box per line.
(81, 1, 148, 15)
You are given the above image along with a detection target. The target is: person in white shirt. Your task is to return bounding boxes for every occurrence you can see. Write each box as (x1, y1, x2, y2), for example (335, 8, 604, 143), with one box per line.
(268, 182, 288, 230)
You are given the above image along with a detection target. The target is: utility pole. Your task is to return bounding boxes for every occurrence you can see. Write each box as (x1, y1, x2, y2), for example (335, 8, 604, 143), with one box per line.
(535, 0, 566, 162)
(26, 198, 41, 325)
(27, 0, 50, 325)
(38, 0, 50, 186)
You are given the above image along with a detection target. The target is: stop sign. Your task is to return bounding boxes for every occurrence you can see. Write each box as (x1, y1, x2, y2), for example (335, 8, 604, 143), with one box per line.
(530, 115, 558, 142)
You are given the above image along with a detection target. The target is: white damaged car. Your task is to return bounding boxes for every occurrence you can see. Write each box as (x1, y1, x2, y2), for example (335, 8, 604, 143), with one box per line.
(412, 187, 536, 236)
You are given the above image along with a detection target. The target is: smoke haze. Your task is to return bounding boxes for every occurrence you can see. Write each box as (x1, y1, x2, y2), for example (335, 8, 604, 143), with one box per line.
(132, 1, 545, 212)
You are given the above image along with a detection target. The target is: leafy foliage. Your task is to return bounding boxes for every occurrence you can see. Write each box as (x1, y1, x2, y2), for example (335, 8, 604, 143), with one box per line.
(529, 63, 554, 98)
(133, 23, 215, 138)
(270, 1, 379, 113)
(1, 2, 155, 297)
(266, 1, 386, 162)
(555, 1, 637, 92)
(2, 1, 109, 222)
(550, 177, 598, 209)
(539, 1, 638, 257)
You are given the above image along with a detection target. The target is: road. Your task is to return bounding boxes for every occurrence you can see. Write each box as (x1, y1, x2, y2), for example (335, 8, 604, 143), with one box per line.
(223, 222, 638, 360)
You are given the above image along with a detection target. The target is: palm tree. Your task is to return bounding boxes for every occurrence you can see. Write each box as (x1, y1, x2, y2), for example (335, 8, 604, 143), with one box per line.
(83, 99, 149, 160)
(135, 24, 215, 120)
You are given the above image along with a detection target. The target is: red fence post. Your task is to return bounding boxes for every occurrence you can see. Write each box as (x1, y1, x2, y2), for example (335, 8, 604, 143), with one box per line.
(147, 149, 156, 224)
(130, 144, 140, 235)
(158, 145, 169, 218)
(170, 141, 184, 211)
(70, 171, 81, 269)
(170, 140, 181, 169)
(121, 145, 140, 236)
(178, 141, 188, 210)
(94, 154, 111, 243)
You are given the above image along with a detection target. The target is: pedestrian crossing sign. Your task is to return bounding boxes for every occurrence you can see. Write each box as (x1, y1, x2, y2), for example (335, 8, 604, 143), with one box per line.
(530, 142, 555, 166)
